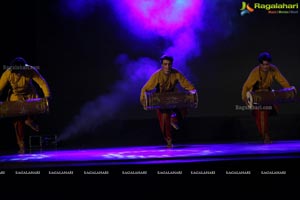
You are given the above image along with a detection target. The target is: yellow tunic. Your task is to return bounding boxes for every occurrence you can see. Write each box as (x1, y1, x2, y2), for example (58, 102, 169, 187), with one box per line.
(241, 65, 290, 101)
(140, 69, 195, 105)
(0, 67, 51, 101)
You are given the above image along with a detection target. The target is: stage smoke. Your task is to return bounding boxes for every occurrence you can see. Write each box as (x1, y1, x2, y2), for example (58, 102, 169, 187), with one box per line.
(58, 0, 236, 141)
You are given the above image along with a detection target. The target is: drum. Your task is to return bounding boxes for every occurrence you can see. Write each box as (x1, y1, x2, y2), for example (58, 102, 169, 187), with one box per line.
(144, 91, 198, 110)
(0, 98, 49, 118)
(246, 86, 297, 108)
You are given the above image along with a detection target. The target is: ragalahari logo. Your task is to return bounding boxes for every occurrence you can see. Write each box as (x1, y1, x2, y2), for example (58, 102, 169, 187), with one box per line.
(240, 1, 255, 16)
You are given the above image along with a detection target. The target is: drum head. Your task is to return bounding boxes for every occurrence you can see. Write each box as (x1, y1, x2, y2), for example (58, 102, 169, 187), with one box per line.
(246, 91, 253, 109)
(194, 92, 198, 108)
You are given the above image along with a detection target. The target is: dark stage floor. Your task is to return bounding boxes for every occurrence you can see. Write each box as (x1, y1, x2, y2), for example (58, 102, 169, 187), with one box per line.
(0, 140, 299, 177)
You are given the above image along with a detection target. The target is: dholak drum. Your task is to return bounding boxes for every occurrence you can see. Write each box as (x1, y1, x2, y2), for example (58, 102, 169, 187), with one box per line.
(246, 86, 297, 108)
(0, 98, 49, 118)
(144, 91, 198, 110)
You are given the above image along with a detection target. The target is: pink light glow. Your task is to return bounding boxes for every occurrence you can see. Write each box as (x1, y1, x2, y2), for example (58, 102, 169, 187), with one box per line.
(113, 0, 203, 37)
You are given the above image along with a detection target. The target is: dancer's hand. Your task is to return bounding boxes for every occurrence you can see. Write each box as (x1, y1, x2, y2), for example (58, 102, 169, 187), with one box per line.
(189, 89, 197, 95)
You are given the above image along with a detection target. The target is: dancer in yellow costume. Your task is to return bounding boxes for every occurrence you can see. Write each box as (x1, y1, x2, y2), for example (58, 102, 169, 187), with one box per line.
(140, 55, 196, 147)
(242, 52, 295, 144)
(0, 57, 51, 153)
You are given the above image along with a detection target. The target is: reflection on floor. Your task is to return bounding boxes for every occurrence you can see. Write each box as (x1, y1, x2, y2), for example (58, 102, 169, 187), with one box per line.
(0, 140, 299, 177)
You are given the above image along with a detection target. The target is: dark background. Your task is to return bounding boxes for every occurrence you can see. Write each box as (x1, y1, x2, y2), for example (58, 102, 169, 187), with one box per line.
(0, 0, 299, 150)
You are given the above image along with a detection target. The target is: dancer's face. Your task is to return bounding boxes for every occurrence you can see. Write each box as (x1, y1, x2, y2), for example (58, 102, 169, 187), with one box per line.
(260, 61, 270, 72)
(161, 60, 172, 75)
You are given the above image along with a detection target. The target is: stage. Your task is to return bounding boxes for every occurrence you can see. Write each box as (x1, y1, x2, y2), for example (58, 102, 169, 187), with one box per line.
(1, 140, 299, 177)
